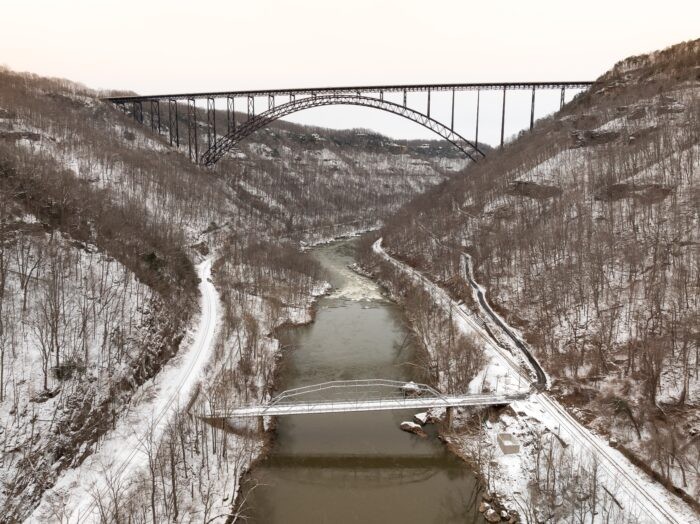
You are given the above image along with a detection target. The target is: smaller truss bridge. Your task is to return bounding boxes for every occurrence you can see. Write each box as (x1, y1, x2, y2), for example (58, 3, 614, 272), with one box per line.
(204, 379, 527, 418)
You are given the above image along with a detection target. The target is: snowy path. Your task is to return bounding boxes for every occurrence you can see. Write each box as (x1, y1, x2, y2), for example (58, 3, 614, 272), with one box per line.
(373, 239, 695, 523)
(30, 258, 219, 523)
(372, 239, 534, 391)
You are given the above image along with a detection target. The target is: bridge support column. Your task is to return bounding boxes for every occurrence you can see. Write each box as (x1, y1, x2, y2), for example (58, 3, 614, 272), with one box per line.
(530, 87, 536, 130)
(450, 89, 455, 131)
(500, 86, 506, 148)
(133, 101, 143, 123)
(427, 89, 431, 118)
(257, 415, 265, 433)
(560, 87, 566, 109)
(227, 96, 235, 134)
(168, 99, 179, 147)
(475, 90, 480, 147)
(149, 100, 160, 133)
(403, 89, 407, 107)
(206, 97, 216, 151)
(445, 406, 453, 428)
(187, 97, 198, 163)
(247, 95, 254, 120)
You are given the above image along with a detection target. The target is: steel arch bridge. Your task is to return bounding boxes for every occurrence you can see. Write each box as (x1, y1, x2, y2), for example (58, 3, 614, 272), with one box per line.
(201, 94, 482, 166)
(106, 81, 594, 166)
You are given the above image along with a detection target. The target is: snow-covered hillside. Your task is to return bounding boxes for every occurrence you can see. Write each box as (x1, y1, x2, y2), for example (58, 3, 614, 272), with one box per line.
(0, 66, 463, 521)
(379, 39, 700, 520)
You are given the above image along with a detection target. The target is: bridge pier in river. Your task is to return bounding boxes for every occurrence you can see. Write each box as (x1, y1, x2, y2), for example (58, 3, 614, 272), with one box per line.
(445, 406, 453, 428)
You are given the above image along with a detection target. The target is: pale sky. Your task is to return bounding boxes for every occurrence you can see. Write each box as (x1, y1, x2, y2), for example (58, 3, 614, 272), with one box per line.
(2, 0, 698, 145)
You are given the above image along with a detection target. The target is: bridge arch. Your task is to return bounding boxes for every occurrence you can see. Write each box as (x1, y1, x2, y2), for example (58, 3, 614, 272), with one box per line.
(200, 94, 485, 166)
(203, 379, 523, 417)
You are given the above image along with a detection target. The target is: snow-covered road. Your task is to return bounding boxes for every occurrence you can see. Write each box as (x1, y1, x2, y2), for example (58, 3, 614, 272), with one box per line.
(30, 258, 220, 523)
(373, 239, 695, 523)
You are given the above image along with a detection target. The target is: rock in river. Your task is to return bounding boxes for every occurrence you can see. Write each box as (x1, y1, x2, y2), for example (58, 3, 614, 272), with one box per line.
(413, 412, 429, 425)
(400, 421, 428, 438)
(484, 508, 501, 523)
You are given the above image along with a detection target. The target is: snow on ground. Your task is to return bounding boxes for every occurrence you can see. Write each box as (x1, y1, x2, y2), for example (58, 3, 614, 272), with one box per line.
(373, 239, 533, 394)
(524, 394, 694, 522)
(30, 258, 219, 522)
(594, 87, 700, 133)
(434, 155, 470, 172)
(0, 226, 156, 520)
(513, 148, 586, 189)
(313, 148, 349, 169)
(373, 239, 697, 523)
(237, 180, 286, 212)
(473, 89, 700, 512)
(247, 142, 276, 160)
(3, 116, 226, 241)
(110, 122, 171, 153)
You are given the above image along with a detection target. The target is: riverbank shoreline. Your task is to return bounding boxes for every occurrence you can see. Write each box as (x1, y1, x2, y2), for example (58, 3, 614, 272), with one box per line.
(237, 237, 487, 523)
(359, 239, 515, 522)
(228, 276, 332, 520)
(370, 237, 699, 523)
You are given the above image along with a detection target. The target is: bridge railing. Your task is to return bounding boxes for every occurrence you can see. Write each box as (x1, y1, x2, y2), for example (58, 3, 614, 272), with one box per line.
(261, 393, 520, 409)
(267, 379, 446, 405)
(201, 379, 530, 418)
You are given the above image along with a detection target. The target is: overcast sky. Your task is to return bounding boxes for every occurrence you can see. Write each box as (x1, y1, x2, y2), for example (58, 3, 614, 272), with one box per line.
(2, 0, 698, 145)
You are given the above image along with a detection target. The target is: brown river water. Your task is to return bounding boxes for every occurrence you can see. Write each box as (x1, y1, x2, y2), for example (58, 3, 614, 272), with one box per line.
(243, 239, 484, 523)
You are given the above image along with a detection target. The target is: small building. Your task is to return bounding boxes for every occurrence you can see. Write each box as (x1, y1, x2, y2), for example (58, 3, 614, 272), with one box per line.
(497, 432, 521, 454)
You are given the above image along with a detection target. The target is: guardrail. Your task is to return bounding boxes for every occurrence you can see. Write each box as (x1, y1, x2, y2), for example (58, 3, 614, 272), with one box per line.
(202, 379, 527, 418)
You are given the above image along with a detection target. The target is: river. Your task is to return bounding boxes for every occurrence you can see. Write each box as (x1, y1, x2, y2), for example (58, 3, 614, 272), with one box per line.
(243, 239, 484, 523)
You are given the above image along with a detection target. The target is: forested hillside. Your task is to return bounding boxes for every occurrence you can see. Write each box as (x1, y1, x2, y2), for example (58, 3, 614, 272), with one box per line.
(3, 38, 697, 522)
(0, 68, 458, 520)
(379, 39, 700, 503)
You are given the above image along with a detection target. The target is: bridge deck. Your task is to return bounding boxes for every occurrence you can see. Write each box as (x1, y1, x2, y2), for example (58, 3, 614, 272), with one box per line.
(106, 81, 594, 103)
(108, 81, 595, 165)
(209, 393, 524, 418)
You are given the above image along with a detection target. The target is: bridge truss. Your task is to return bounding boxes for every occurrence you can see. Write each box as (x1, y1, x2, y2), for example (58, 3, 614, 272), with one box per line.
(106, 81, 593, 165)
(203, 379, 527, 418)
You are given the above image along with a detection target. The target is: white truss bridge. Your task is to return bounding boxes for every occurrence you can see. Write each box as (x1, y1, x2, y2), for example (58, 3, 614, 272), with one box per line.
(204, 379, 528, 418)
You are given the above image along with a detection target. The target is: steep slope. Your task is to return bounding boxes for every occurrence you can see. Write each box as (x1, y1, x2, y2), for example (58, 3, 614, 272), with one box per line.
(377, 39, 700, 516)
(0, 77, 200, 520)
(104, 81, 470, 242)
(0, 67, 467, 520)
(214, 124, 469, 243)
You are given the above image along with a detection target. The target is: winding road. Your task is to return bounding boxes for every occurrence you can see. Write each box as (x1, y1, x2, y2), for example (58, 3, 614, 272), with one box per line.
(373, 238, 692, 524)
(30, 258, 219, 523)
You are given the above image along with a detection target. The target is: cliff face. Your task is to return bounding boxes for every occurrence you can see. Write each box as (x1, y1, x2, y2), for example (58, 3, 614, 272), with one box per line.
(380, 39, 700, 499)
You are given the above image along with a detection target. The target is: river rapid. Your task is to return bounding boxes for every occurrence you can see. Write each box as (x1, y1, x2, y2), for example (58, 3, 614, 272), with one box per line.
(243, 239, 484, 523)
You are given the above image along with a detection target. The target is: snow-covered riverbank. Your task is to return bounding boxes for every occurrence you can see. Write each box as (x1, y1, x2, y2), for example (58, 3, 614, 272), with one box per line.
(31, 258, 220, 522)
(372, 238, 696, 523)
